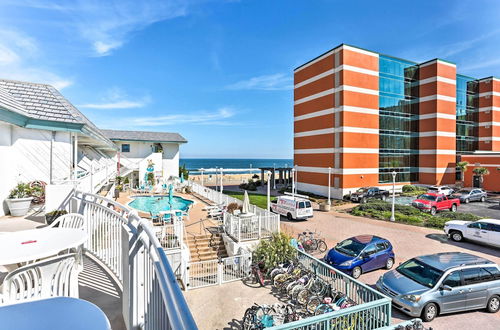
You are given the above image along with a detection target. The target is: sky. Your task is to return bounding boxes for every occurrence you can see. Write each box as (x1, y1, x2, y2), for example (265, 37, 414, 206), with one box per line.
(0, 0, 499, 158)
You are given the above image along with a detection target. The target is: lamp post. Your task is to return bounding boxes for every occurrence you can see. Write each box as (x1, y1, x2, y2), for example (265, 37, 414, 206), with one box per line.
(220, 167, 224, 194)
(327, 167, 332, 205)
(267, 171, 271, 211)
(294, 165, 298, 195)
(200, 168, 204, 187)
(390, 171, 397, 222)
(291, 168, 295, 199)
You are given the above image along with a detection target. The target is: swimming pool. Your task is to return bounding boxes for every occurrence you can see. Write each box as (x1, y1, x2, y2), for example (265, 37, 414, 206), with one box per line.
(128, 195, 193, 214)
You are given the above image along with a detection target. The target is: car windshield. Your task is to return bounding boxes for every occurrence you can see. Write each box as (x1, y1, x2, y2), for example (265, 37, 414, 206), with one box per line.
(457, 190, 471, 194)
(335, 239, 366, 257)
(396, 259, 444, 288)
(356, 188, 368, 193)
(428, 187, 438, 191)
(417, 194, 437, 201)
(305, 201, 311, 208)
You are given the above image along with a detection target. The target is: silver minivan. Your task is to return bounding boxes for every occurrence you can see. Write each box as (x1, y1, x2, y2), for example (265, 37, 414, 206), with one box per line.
(376, 252, 500, 321)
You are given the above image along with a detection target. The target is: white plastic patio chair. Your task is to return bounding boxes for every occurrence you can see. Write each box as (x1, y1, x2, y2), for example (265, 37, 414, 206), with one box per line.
(47, 213, 85, 231)
(0, 253, 80, 305)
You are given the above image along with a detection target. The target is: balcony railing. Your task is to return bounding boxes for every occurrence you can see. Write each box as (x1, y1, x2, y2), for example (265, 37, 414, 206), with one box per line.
(67, 191, 197, 330)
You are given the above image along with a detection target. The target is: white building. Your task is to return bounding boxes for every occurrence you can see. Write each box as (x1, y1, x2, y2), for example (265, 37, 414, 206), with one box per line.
(101, 129, 187, 187)
(0, 79, 186, 216)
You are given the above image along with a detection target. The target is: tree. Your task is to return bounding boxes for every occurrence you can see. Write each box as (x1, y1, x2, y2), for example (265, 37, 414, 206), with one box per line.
(456, 161, 469, 183)
(472, 167, 490, 184)
(179, 164, 189, 180)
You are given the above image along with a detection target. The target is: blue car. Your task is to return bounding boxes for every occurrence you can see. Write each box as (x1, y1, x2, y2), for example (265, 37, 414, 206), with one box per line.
(324, 235, 395, 279)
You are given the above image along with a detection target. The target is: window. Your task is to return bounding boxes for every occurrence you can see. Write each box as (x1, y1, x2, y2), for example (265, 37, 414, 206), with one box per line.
(298, 202, 305, 209)
(375, 242, 387, 252)
(442, 271, 461, 287)
(462, 268, 481, 285)
(305, 201, 311, 208)
(488, 224, 500, 232)
(121, 144, 130, 153)
(481, 267, 500, 281)
(364, 244, 377, 255)
(468, 222, 487, 229)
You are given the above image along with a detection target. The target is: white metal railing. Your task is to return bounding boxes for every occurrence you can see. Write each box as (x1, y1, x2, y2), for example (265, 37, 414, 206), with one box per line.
(154, 220, 184, 250)
(67, 191, 197, 330)
(223, 212, 279, 241)
(187, 253, 252, 290)
(189, 181, 280, 242)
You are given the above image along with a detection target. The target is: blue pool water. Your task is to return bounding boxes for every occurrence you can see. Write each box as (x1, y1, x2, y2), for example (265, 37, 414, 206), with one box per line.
(128, 195, 193, 214)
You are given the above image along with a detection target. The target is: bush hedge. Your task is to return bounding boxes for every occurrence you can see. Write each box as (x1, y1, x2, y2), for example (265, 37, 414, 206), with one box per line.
(350, 200, 482, 229)
(401, 184, 427, 196)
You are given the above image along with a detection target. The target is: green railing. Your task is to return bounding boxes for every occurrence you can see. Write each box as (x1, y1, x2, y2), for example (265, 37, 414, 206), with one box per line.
(270, 250, 392, 330)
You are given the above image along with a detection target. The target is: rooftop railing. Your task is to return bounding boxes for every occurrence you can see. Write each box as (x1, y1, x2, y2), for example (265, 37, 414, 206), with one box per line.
(68, 191, 197, 330)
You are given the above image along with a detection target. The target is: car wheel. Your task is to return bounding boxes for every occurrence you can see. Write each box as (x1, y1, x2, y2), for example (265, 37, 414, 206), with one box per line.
(385, 257, 394, 270)
(422, 302, 438, 322)
(352, 266, 362, 279)
(361, 197, 367, 204)
(430, 207, 437, 216)
(487, 295, 500, 313)
(381, 195, 386, 201)
(450, 204, 457, 212)
(286, 213, 293, 221)
(480, 196, 486, 203)
(450, 231, 463, 242)
(465, 198, 470, 204)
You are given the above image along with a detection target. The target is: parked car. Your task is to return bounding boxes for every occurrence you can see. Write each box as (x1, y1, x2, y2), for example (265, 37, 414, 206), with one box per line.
(376, 252, 500, 322)
(452, 188, 487, 204)
(270, 193, 313, 220)
(412, 193, 460, 215)
(427, 186, 454, 196)
(350, 187, 390, 203)
(324, 235, 395, 279)
(444, 219, 500, 248)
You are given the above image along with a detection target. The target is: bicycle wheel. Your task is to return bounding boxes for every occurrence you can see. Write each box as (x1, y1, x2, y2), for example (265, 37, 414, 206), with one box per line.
(309, 239, 318, 251)
(306, 296, 322, 315)
(273, 274, 286, 288)
(296, 288, 310, 305)
(242, 308, 257, 330)
(317, 240, 328, 253)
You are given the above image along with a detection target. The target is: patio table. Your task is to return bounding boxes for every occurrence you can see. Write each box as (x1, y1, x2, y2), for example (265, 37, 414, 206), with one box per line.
(0, 228, 88, 265)
(0, 297, 110, 330)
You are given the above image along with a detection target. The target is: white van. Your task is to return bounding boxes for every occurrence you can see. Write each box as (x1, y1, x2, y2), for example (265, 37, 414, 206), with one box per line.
(270, 193, 313, 220)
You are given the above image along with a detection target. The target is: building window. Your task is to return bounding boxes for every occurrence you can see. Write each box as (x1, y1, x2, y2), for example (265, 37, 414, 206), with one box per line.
(121, 144, 130, 153)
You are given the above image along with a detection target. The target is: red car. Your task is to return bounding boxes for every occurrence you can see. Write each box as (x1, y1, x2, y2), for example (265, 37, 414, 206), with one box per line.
(411, 193, 460, 215)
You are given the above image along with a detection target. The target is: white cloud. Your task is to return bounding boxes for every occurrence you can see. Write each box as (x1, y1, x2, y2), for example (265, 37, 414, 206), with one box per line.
(105, 107, 237, 128)
(0, 29, 72, 89)
(79, 87, 151, 109)
(225, 73, 292, 91)
(12, 0, 189, 56)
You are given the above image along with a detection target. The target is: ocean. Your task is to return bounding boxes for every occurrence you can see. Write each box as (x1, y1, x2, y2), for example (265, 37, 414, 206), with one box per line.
(179, 158, 293, 174)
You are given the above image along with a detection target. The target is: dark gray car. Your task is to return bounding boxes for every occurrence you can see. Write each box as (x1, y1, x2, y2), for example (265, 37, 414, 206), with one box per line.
(376, 252, 500, 322)
(453, 188, 487, 203)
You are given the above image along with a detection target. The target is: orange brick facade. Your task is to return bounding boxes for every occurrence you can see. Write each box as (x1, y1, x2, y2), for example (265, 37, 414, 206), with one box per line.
(294, 44, 500, 198)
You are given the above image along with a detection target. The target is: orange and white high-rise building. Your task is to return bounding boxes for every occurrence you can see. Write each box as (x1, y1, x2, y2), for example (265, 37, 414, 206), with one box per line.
(293, 44, 500, 197)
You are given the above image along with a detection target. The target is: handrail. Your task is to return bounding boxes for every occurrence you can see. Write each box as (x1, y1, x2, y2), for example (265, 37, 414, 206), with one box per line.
(70, 190, 198, 330)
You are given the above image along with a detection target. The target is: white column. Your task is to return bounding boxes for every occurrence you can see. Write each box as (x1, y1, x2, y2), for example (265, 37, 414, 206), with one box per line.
(220, 167, 224, 194)
(73, 134, 78, 181)
(291, 169, 295, 199)
(49, 131, 55, 184)
(201, 169, 204, 187)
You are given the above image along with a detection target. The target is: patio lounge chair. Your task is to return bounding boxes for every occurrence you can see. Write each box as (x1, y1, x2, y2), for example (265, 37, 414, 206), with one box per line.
(47, 213, 85, 231)
(0, 253, 80, 305)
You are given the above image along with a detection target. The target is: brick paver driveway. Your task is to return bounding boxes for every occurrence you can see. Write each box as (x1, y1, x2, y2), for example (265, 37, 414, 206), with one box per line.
(280, 208, 500, 330)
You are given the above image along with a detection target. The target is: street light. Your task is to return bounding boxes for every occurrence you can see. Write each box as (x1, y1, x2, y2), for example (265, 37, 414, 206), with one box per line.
(390, 171, 397, 222)
(273, 163, 276, 189)
(267, 171, 271, 211)
(327, 167, 332, 206)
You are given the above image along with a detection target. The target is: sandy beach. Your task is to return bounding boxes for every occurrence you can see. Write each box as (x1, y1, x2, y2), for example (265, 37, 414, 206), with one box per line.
(189, 173, 258, 186)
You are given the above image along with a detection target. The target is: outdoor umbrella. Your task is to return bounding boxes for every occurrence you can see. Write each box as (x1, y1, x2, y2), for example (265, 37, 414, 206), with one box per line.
(242, 190, 251, 214)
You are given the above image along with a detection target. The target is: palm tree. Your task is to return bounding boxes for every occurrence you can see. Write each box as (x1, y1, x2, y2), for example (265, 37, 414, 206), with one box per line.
(472, 167, 490, 185)
(456, 161, 469, 184)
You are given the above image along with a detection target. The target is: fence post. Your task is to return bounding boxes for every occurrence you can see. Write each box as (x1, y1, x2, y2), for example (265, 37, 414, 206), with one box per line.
(258, 215, 261, 239)
(238, 217, 241, 242)
(218, 260, 223, 285)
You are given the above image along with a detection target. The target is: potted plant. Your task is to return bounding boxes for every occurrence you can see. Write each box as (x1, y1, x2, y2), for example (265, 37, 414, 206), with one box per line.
(6, 183, 33, 216)
(45, 209, 68, 226)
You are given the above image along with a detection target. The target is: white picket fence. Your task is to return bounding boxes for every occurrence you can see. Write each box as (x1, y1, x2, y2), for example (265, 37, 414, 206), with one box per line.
(186, 253, 252, 290)
(189, 181, 280, 242)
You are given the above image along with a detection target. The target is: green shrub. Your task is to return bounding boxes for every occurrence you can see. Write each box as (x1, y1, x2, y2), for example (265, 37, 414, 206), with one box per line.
(9, 183, 32, 199)
(395, 213, 424, 225)
(402, 185, 417, 192)
(253, 232, 297, 269)
(425, 216, 448, 229)
(437, 212, 481, 221)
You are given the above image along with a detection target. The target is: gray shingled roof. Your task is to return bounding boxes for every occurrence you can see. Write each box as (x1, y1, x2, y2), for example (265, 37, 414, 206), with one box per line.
(0, 79, 83, 123)
(101, 129, 187, 143)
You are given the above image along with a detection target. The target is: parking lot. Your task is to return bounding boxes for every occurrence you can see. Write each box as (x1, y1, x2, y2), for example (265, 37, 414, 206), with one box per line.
(458, 199, 500, 218)
(184, 209, 500, 330)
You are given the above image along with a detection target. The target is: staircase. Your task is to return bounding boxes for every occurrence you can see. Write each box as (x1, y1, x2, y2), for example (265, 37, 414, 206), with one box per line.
(187, 234, 228, 262)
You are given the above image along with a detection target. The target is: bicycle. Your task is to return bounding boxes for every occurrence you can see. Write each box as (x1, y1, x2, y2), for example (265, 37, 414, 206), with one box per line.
(246, 262, 266, 287)
(242, 303, 276, 329)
